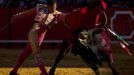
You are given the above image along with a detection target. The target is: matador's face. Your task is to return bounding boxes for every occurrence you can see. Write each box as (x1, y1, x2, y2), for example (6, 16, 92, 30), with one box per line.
(48, 3, 57, 13)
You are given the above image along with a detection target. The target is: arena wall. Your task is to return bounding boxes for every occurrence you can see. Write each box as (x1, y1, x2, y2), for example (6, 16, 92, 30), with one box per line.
(0, 7, 134, 48)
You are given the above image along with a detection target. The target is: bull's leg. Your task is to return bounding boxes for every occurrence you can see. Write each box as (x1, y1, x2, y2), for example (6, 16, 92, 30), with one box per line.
(89, 65, 100, 75)
(83, 59, 100, 75)
(108, 61, 119, 75)
(49, 39, 69, 75)
(90, 65, 100, 75)
(95, 69, 101, 75)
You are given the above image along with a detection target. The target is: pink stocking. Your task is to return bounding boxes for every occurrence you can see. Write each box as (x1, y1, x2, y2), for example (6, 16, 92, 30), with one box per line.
(12, 44, 32, 73)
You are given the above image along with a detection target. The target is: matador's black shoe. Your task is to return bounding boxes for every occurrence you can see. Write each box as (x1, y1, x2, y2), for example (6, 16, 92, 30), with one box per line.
(9, 71, 19, 75)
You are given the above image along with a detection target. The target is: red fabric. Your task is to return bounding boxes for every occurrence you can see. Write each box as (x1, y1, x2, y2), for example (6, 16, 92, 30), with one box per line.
(64, 0, 108, 43)
(95, 0, 107, 26)
(100, 0, 107, 9)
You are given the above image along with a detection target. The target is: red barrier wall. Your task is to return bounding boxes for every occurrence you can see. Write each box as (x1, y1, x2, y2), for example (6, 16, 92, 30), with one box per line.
(11, 8, 35, 40)
(0, 8, 9, 40)
(106, 8, 134, 42)
(0, 7, 134, 48)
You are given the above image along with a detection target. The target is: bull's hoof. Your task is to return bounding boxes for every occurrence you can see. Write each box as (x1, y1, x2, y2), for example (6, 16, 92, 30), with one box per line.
(113, 71, 119, 75)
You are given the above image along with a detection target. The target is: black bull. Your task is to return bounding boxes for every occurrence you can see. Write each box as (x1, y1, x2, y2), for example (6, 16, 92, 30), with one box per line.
(49, 28, 119, 75)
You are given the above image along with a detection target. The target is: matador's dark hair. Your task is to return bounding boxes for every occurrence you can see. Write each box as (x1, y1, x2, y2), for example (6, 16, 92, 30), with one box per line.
(46, 0, 56, 6)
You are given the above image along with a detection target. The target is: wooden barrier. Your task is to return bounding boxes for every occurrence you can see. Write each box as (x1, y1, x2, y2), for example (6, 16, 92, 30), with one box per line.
(0, 7, 134, 48)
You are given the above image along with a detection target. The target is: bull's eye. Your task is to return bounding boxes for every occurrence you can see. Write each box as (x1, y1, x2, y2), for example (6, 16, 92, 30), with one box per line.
(84, 33, 88, 35)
